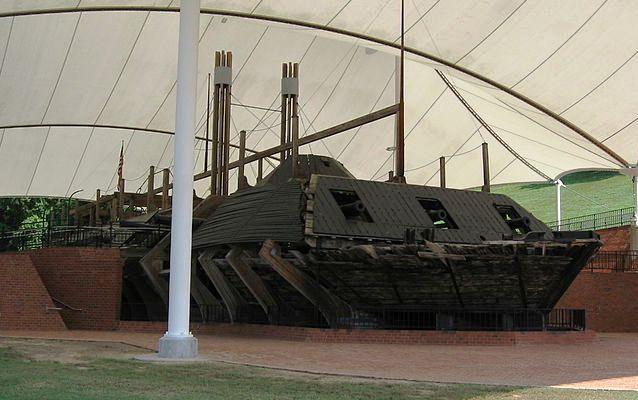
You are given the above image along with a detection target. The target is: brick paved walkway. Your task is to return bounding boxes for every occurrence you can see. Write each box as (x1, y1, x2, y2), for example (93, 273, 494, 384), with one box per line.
(1, 330, 637, 391)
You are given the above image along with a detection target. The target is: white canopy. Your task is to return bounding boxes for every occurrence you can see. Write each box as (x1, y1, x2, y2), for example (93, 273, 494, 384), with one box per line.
(0, 1, 635, 200)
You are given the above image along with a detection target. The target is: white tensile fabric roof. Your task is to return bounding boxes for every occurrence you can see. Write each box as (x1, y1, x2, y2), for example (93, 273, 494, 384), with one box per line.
(0, 1, 635, 200)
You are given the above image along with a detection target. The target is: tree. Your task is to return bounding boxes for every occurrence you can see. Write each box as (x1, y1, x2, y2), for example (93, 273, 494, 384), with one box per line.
(0, 197, 68, 231)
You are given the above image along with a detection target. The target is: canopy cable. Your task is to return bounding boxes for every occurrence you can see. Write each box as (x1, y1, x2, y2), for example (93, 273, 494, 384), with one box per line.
(436, 69, 553, 182)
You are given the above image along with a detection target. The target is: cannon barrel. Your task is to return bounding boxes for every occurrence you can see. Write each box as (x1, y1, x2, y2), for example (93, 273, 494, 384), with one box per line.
(339, 200, 366, 217)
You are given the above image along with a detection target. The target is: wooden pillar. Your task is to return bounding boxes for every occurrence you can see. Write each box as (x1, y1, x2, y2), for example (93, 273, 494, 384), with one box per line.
(211, 52, 220, 195)
(291, 115, 299, 179)
(439, 156, 446, 188)
(204, 72, 210, 173)
(162, 168, 170, 209)
(291, 63, 300, 178)
(238, 130, 247, 189)
(109, 198, 117, 223)
(213, 50, 232, 196)
(280, 63, 288, 163)
(147, 165, 155, 211)
(75, 199, 80, 227)
(222, 52, 232, 196)
(286, 63, 292, 159)
(95, 189, 101, 225)
(117, 178, 124, 220)
(481, 142, 490, 192)
(257, 158, 263, 183)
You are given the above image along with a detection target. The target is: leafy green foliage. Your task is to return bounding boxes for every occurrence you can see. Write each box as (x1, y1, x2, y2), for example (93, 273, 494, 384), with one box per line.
(0, 197, 71, 231)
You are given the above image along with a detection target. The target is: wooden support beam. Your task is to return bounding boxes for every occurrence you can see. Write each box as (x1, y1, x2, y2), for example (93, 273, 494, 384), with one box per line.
(291, 115, 299, 179)
(151, 104, 399, 195)
(257, 158, 263, 183)
(199, 249, 246, 323)
(117, 178, 124, 220)
(223, 52, 233, 196)
(94, 189, 101, 225)
(280, 63, 288, 163)
(73, 199, 79, 226)
(152, 104, 400, 194)
(237, 130, 248, 189)
(139, 234, 170, 304)
(259, 240, 351, 328)
(147, 165, 155, 211)
(109, 198, 117, 223)
(234, 104, 399, 171)
(204, 73, 211, 173)
(226, 247, 280, 324)
(439, 156, 446, 188)
(89, 205, 95, 226)
(482, 142, 490, 193)
(162, 168, 170, 209)
(212, 54, 220, 196)
(190, 254, 222, 316)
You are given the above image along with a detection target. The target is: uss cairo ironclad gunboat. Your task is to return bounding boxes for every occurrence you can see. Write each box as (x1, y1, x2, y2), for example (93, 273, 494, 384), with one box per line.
(186, 154, 601, 330)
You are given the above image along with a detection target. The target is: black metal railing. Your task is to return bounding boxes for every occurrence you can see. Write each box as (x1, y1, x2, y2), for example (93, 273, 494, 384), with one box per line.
(586, 251, 638, 272)
(546, 207, 635, 232)
(0, 224, 168, 252)
(126, 305, 586, 331)
(332, 307, 586, 331)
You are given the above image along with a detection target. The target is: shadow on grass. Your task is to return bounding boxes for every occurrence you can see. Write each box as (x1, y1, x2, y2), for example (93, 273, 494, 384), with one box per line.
(515, 171, 621, 191)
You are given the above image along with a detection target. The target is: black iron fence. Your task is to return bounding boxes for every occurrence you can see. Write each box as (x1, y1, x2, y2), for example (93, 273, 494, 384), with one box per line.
(546, 207, 635, 232)
(335, 307, 585, 331)
(0, 224, 168, 252)
(121, 303, 586, 331)
(586, 251, 638, 272)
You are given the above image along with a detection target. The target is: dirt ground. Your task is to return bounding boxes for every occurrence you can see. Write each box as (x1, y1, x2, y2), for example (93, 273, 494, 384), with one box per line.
(0, 337, 149, 364)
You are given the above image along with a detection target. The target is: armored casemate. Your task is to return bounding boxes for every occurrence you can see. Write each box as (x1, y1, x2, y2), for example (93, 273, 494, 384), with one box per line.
(191, 154, 601, 329)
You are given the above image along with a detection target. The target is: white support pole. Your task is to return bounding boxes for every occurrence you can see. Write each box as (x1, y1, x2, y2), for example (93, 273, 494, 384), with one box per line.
(620, 166, 638, 251)
(555, 179, 563, 231)
(158, 0, 200, 359)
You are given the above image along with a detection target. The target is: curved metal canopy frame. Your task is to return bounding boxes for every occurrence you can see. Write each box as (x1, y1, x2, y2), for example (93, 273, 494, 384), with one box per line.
(0, 123, 278, 159)
(0, 5, 629, 167)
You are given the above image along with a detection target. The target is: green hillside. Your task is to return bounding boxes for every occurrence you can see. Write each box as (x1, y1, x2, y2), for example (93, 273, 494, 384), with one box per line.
(489, 171, 635, 224)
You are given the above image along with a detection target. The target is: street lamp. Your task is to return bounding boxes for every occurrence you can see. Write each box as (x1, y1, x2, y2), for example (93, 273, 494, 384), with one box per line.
(66, 189, 84, 226)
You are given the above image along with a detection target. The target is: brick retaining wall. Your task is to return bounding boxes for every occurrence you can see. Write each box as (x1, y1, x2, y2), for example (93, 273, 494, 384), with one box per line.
(0, 253, 66, 330)
(29, 248, 123, 330)
(597, 226, 630, 251)
(556, 271, 638, 332)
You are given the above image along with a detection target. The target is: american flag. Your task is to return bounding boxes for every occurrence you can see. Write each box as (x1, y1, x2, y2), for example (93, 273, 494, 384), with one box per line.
(117, 141, 124, 193)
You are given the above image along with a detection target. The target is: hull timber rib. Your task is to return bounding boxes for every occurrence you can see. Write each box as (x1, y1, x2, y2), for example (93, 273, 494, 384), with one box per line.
(259, 240, 352, 328)
(226, 247, 280, 324)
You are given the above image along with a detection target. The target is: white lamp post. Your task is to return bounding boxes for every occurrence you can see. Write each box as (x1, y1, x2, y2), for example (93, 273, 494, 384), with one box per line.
(620, 165, 638, 252)
(555, 179, 563, 231)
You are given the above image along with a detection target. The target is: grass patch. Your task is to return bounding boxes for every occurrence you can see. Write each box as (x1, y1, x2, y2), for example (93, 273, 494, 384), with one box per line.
(0, 343, 636, 400)
(489, 171, 634, 223)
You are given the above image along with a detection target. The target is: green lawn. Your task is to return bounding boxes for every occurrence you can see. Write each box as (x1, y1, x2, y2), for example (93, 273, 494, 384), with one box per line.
(0, 343, 635, 400)
(489, 171, 635, 223)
